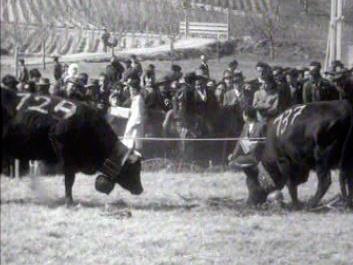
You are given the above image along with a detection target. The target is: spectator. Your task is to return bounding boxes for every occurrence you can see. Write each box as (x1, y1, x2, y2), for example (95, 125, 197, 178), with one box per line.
(61, 63, 70, 82)
(224, 70, 250, 111)
(194, 75, 208, 115)
(302, 61, 337, 103)
(199, 54, 210, 79)
(36, 78, 51, 94)
(106, 56, 125, 85)
(85, 78, 100, 104)
(18, 59, 29, 84)
(130, 55, 143, 77)
(111, 79, 145, 150)
(53, 56, 63, 81)
(286, 69, 303, 105)
(228, 107, 264, 168)
(163, 64, 183, 84)
(123, 59, 140, 82)
(253, 75, 279, 122)
(2, 75, 19, 90)
(27, 68, 42, 93)
(142, 64, 156, 89)
(273, 66, 291, 112)
(101, 28, 111, 53)
(227, 60, 238, 75)
(97, 73, 111, 110)
(65, 77, 85, 100)
(64, 63, 79, 83)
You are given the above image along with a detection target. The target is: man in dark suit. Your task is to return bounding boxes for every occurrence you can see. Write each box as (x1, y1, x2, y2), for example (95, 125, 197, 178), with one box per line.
(53, 56, 63, 81)
(228, 107, 265, 168)
(199, 54, 210, 79)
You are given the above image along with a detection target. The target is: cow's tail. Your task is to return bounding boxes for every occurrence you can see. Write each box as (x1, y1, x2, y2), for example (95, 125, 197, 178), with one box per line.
(339, 105, 353, 204)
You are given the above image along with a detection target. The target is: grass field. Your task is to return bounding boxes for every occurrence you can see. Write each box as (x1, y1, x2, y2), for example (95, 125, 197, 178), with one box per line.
(1, 171, 352, 265)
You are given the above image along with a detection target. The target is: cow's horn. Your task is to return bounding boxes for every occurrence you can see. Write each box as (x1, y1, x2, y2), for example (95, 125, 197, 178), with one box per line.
(121, 142, 135, 166)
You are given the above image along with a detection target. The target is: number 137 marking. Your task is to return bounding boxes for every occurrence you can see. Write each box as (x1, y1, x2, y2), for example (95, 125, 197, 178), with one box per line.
(273, 105, 306, 137)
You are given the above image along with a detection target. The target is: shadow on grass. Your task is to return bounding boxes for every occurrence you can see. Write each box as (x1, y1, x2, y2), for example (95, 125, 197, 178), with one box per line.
(2, 196, 350, 215)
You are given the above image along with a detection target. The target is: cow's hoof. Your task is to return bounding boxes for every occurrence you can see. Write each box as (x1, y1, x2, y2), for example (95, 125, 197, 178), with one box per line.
(306, 198, 319, 209)
(65, 198, 74, 208)
(290, 201, 304, 211)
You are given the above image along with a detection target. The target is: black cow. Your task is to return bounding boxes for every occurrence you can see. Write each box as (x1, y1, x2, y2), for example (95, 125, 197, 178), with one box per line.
(2, 88, 143, 205)
(245, 100, 353, 208)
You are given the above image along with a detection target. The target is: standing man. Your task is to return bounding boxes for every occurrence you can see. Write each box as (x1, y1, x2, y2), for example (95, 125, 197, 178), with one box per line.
(53, 56, 63, 82)
(302, 61, 337, 103)
(101, 28, 111, 53)
(18, 59, 29, 90)
(110, 79, 145, 151)
(199, 54, 210, 79)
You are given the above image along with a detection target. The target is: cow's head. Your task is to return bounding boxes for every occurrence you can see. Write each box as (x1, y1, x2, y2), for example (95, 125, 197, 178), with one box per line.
(96, 141, 143, 195)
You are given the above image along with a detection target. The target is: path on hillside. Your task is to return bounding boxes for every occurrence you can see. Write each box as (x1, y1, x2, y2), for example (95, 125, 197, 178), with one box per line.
(1, 39, 215, 67)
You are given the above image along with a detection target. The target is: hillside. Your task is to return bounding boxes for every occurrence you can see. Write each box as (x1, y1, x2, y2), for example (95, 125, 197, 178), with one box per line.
(1, 0, 352, 58)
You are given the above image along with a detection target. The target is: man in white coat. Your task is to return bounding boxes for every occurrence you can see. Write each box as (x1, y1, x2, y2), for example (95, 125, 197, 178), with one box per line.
(110, 79, 145, 151)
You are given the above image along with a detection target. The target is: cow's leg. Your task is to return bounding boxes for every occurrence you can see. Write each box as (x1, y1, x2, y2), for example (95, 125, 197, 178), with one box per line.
(287, 179, 302, 209)
(64, 169, 76, 206)
(308, 167, 331, 208)
(341, 170, 353, 208)
(339, 173, 348, 200)
(347, 176, 353, 208)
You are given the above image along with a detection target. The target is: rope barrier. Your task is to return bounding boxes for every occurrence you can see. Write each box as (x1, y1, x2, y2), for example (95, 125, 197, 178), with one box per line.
(118, 137, 266, 142)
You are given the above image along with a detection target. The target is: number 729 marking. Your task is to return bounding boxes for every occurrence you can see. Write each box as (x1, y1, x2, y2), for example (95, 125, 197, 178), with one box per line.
(16, 93, 77, 119)
(273, 105, 306, 137)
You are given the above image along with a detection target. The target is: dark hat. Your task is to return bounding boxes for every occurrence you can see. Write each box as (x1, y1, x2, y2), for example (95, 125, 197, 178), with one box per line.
(147, 64, 155, 70)
(184, 72, 197, 84)
(229, 60, 238, 68)
(19, 59, 25, 64)
(171, 64, 182, 72)
(2, 75, 19, 87)
(331, 60, 344, 68)
(29, 68, 42, 79)
(309, 61, 321, 68)
(256, 61, 270, 69)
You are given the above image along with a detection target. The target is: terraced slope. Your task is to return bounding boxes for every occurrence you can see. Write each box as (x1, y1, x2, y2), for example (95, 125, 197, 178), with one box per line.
(0, 0, 278, 55)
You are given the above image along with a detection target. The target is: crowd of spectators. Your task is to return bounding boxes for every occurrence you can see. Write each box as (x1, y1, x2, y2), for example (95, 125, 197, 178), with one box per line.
(2, 54, 351, 142)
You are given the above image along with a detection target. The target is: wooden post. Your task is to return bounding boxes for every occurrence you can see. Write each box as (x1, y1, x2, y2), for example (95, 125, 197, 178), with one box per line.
(42, 14, 47, 70)
(42, 35, 46, 70)
(216, 37, 220, 62)
(336, 0, 343, 61)
(185, 9, 189, 39)
(226, 7, 230, 41)
(14, 45, 19, 79)
(329, 0, 337, 66)
(170, 35, 175, 66)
